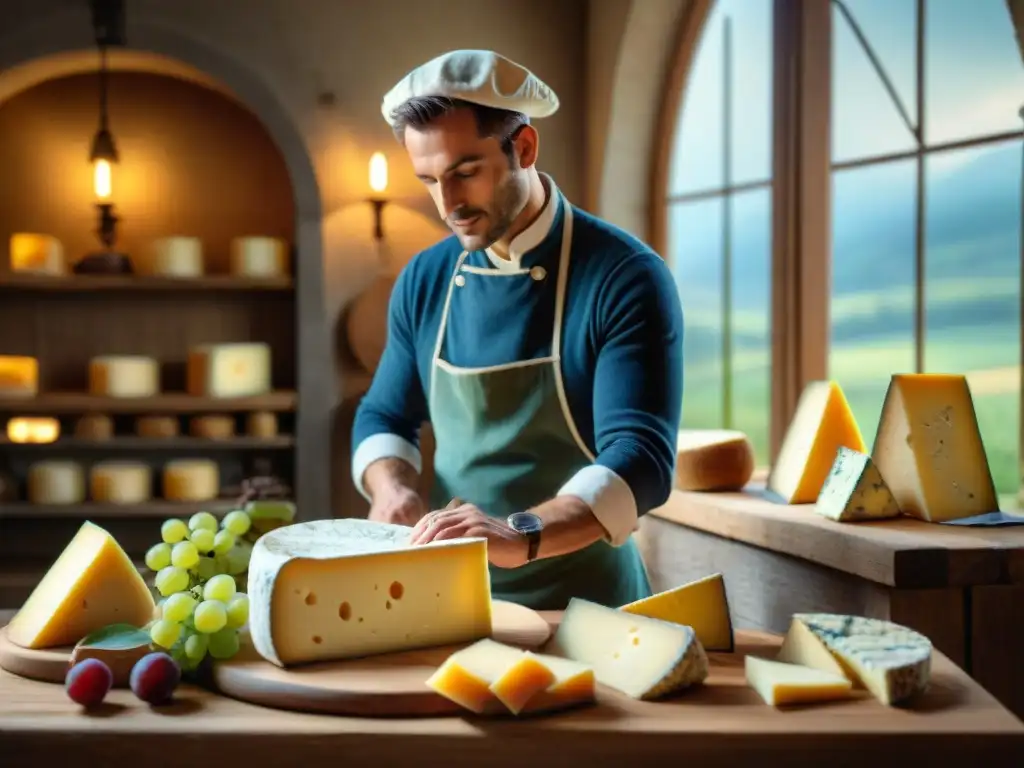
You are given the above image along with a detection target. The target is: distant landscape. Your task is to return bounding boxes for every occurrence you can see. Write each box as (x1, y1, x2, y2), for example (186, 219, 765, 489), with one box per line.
(672, 139, 1022, 502)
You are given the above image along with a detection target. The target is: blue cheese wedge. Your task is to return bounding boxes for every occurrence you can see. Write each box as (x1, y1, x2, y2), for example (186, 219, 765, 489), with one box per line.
(815, 447, 901, 522)
(777, 613, 932, 706)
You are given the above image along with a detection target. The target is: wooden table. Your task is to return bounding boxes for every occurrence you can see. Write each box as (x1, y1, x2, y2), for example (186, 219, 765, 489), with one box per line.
(638, 485, 1024, 720)
(1, 623, 1022, 767)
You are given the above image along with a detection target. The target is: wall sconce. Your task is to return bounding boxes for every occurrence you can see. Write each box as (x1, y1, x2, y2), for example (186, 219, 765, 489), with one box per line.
(368, 151, 388, 241)
(7, 417, 61, 444)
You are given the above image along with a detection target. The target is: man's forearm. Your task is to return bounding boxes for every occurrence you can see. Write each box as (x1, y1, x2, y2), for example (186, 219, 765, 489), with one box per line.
(363, 457, 420, 501)
(529, 495, 607, 560)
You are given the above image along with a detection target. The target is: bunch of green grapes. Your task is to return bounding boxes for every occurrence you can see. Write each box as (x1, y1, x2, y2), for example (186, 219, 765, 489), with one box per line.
(143, 509, 254, 668)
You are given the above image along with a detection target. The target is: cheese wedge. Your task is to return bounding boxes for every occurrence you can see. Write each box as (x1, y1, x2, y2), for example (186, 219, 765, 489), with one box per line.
(547, 597, 708, 700)
(6, 521, 156, 649)
(674, 429, 755, 491)
(872, 373, 998, 522)
(745, 655, 852, 706)
(815, 447, 901, 522)
(776, 613, 932, 706)
(767, 380, 866, 503)
(620, 573, 734, 651)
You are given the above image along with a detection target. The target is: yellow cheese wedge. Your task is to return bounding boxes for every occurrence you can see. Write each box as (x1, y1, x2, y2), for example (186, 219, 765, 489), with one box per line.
(675, 429, 755, 491)
(767, 380, 866, 503)
(620, 573, 734, 651)
(745, 655, 852, 706)
(6, 521, 156, 649)
(871, 373, 998, 522)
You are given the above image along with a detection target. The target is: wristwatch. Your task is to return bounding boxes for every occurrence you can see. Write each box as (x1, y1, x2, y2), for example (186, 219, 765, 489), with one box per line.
(506, 511, 543, 563)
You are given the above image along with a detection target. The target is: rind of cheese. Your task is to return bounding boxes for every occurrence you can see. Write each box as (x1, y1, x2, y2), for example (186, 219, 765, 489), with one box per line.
(767, 380, 866, 503)
(620, 572, 734, 651)
(162, 459, 219, 501)
(815, 447, 901, 522)
(28, 460, 85, 505)
(777, 613, 932, 706)
(190, 414, 235, 440)
(9, 232, 65, 275)
(186, 342, 271, 399)
(0, 355, 38, 398)
(230, 236, 287, 277)
(88, 355, 160, 398)
(136, 415, 179, 438)
(871, 373, 998, 523)
(90, 461, 153, 504)
(6, 521, 156, 649)
(75, 413, 114, 440)
(675, 429, 755, 491)
(246, 411, 278, 438)
(547, 597, 709, 700)
(745, 655, 852, 706)
(247, 519, 493, 668)
(150, 236, 204, 277)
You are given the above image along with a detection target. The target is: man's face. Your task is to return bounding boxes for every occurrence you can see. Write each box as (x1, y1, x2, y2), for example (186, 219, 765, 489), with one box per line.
(403, 108, 529, 251)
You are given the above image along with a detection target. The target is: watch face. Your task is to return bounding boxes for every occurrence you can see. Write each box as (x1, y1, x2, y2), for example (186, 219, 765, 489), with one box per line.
(507, 511, 543, 535)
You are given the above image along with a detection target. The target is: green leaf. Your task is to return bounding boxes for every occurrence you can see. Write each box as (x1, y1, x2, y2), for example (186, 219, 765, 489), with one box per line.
(77, 623, 152, 650)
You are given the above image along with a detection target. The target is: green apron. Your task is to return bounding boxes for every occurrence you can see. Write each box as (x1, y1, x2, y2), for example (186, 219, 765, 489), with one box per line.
(427, 192, 652, 611)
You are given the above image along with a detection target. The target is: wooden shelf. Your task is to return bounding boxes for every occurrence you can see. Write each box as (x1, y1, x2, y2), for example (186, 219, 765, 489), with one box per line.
(0, 391, 297, 414)
(0, 274, 294, 292)
(0, 500, 242, 519)
(0, 436, 294, 450)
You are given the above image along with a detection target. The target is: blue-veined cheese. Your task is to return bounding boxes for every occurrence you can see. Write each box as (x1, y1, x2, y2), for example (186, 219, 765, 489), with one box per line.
(815, 447, 901, 522)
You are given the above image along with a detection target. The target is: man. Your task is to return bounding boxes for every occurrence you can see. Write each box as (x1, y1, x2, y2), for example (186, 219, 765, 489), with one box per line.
(351, 49, 684, 610)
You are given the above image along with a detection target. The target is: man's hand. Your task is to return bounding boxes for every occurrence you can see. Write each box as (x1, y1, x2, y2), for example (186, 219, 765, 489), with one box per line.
(368, 485, 426, 526)
(409, 502, 527, 569)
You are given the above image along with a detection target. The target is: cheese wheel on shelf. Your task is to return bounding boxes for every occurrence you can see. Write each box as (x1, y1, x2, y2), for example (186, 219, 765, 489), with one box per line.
(190, 414, 235, 440)
(90, 461, 152, 504)
(89, 356, 160, 398)
(163, 459, 219, 501)
(74, 413, 114, 440)
(186, 342, 271, 398)
(0, 355, 38, 398)
(675, 429, 756, 492)
(150, 237, 204, 277)
(28, 460, 86, 505)
(230, 236, 288, 277)
(136, 415, 179, 438)
(246, 411, 278, 438)
(9, 232, 65, 275)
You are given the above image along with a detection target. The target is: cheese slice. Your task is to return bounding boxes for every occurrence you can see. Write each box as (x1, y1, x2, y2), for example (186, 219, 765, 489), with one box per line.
(776, 613, 932, 706)
(0, 355, 38, 398)
(675, 429, 755, 491)
(89, 356, 160, 398)
(247, 519, 493, 667)
(815, 447, 901, 522)
(620, 572, 734, 651)
(745, 655, 852, 706)
(6, 521, 156, 649)
(767, 380, 866, 503)
(547, 597, 709, 700)
(871, 373, 998, 522)
(187, 342, 271, 398)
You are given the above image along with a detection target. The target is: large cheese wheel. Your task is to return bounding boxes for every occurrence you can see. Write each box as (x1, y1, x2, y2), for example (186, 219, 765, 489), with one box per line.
(190, 414, 235, 439)
(90, 461, 153, 504)
(230, 236, 287, 277)
(151, 237, 204, 277)
(74, 413, 113, 440)
(89, 356, 160, 398)
(675, 429, 755, 492)
(28, 460, 86, 505)
(345, 277, 395, 372)
(136, 415, 179, 438)
(186, 343, 271, 398)
(163, 459, 219, 501)
(246, 411, 278, 438)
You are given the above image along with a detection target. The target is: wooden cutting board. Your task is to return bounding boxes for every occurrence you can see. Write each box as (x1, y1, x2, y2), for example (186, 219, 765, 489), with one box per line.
(0, 626, 72, 683)
(210, 599, 552, 717)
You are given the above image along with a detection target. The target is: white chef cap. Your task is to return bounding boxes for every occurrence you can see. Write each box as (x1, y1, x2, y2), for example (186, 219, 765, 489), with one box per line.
(381, 49, 560, 127)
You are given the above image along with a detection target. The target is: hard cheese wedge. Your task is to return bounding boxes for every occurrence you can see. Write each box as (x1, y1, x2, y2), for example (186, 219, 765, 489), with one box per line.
(745, 655, 852, 706)
(815, 447, 901, 522)
(620, 573, 734, 651)
(776, 613, 932, 706)
(767, 380, 866, 504)
(674, 429, 755, 491)
(6, 521, 156, 649)
(247, 519, 493, 667)
(872, 373, 998, 522)
(547, 597, 709, 700)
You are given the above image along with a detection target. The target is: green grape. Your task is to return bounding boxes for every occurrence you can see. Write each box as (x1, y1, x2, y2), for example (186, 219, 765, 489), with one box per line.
(150, 619, 181, 649)
(194, 600, 228, 633)
(225, 593, 249, 628)
(171, 540, 200, 569)
(160, 518, 189, 544)
(222, 510, 252, 536)
(224, 540, 252, 576)
(189, 511, 219, 532)
(154, 566, 189, 597)
(195, 556, 217, 581)
(212, 529, 236, 555)
(190, 528, 216, 554)
(203, 573, 236, 602)
(163, 592, 197, 623)
(184, 631, 209, 661)
(208, 628, 241, 660)
(144, 542, 172, 571)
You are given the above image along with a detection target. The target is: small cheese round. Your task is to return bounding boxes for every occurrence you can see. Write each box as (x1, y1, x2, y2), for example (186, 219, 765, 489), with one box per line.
(675, 429, 756, 492)
(74, 413, 114, 440)
(163, 459, 219, 502)
(28, 460, 86, 505)
(91, 461, 153, 504)
(88, 355, 160, 398)
(136, 415, 179, 438)
(246, 411, 278, 438)
(230, 236, 287, 277)
(150, 237, 204, 277)
(190, 415, 235, 440)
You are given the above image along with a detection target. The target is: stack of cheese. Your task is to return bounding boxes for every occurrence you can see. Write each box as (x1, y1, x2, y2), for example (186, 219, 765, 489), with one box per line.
(25, 457, 220, 505)
(766, 374, 999, 524)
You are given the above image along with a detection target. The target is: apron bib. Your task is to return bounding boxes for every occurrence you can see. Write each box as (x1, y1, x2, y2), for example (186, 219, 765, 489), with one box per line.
(427, 193, 652, 610)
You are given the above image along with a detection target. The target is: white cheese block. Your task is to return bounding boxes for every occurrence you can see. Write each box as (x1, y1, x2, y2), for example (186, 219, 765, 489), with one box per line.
(815, 446, 901, 522)
(745, 655, 852, 706)
(675, 429, 755, 491)
(0, 355, 38, 398)
(89, 356, 160, 398)
(190, 414, 235, 439)
(90, 461, 152, 504)
(230, 236, 287, 277)
(28, 460, 86, 505)
(74, 413, 113, 440)
(150, 237, 204, 277)
(547, 597, 709, 700)
(247, 519, 493, 667)
(246, 410, 278, 438)
(163, 459, 219, 501)
(136, 415, 179, 438)
(9, 232, 65, 275)
(776, 613, 932, 706)
(186, 342, 271, 398)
